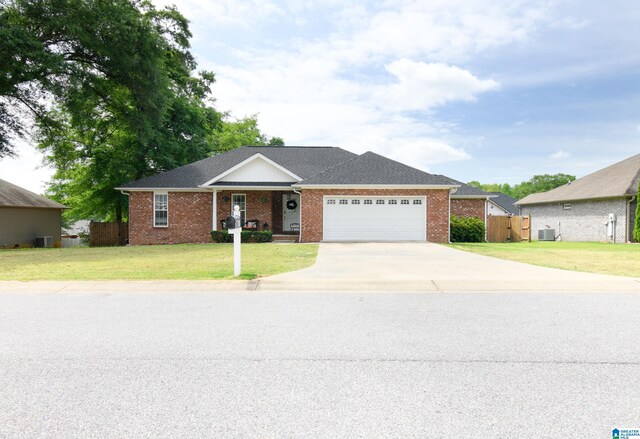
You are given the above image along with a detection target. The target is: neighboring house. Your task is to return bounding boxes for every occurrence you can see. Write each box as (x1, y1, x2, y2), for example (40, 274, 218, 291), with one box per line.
(449, 181, 494, 222)
(487, 192, 519, 216)
(517, 153, 640, 243)
(117, 146, 477, 244)
(0, 179, 66, 248)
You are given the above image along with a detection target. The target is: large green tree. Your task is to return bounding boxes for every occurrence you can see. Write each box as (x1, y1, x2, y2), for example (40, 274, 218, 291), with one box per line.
(468, 173, 576, 200)
(1, 0, 222, 220)
(211, 115, 284, 154)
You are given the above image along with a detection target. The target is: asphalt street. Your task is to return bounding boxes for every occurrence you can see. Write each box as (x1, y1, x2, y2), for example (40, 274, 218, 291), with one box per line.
(1, 291, 639, 438)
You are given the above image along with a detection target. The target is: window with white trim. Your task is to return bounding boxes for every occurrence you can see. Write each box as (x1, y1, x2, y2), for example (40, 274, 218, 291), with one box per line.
(232, 194, 246, 225)
(401, 199, 409, 205)
(154, 192, 168, 227)
(364, 199, 372, 205)
(389, 199, 397, 205)
(351, 199, 360, 204)
(327, 199, 335, 205)
(563, 203, 572, 210)
(376, 199, 385, 204)
(413, 199, 422, 205)
(339, 199, 348, 205)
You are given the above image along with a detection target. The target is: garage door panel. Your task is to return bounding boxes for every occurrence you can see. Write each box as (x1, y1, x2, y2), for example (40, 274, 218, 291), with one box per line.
(323, 196, 426, 241)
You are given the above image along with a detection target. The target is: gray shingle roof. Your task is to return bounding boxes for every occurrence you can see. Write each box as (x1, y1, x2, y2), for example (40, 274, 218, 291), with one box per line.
(517, 153, 640, 205)
(446, 179, 492, 198)
(118, 146, 357, 189)
(297, 151, 459, 186)
(488, 192, 519, 214)
(0, 179, 66, 209)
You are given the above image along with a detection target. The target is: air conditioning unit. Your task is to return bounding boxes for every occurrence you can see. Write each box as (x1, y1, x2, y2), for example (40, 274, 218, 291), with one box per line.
(35, 236, 53, 248)
(538, 229, 555, 241)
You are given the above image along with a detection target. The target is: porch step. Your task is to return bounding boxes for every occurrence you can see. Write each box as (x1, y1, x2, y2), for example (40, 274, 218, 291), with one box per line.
(272, 234, 298, 243)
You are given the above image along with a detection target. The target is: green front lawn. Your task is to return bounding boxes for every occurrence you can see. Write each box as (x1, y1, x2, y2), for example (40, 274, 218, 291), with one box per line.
(449, 241, 640, 277)
(0, 243, 319, 281)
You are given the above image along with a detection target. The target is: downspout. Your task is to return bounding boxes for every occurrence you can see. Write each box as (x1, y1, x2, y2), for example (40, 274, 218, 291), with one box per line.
(484, 197, 489, 242)
(120, 190, 130, 245)
(212, 190, 218, 231)
(448, 188, 457, 243)
(293, 187, 302, 243)
(627, 195, 636, 243)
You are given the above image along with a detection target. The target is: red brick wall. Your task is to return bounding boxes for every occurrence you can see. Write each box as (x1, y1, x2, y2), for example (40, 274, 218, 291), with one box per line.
(300, 189, 451, 243)
(451, 198, 486, 221)
(215, 191, 274, 230)
(129, 191, 213, 245)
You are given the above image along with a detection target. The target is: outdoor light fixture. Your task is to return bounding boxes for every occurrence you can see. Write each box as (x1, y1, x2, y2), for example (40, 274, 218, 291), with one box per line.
(222, 196, 230, 202)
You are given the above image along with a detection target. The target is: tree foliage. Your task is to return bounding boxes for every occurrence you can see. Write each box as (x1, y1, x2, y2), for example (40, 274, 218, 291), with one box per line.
(1, 0, 222, 220)
(468, 173, 576, 200)
(210, 115, 284, 154)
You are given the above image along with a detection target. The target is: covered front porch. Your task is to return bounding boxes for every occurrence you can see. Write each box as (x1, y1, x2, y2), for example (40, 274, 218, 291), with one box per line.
(213, 188, 300, 235)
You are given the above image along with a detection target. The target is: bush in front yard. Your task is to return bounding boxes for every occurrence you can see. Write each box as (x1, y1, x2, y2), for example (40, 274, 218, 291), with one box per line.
(210, 230, 273, 243)
(450, 215, 485, 242)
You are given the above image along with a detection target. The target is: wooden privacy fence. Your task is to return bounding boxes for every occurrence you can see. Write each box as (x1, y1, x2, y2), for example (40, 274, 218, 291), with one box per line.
(89, 222, 128, 247)
(487, 215, 530, 243)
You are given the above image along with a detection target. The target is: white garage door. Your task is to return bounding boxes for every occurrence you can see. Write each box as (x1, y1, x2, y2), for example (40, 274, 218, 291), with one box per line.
(323, 196, 426, 241)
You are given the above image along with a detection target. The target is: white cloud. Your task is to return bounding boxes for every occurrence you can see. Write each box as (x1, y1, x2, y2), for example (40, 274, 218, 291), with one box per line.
(0, 141, 53, 194)
(376, 59, 499, 112)
(387, 139, 472, 171)
(549, 150, 571, 160)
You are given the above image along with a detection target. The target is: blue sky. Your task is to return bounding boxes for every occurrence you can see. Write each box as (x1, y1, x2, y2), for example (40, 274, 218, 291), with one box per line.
(2, 0, 640, 193)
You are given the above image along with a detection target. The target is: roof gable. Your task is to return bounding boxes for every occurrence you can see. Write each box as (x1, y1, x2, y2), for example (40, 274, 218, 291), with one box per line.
(518, 153, 640, 205)
(297, 151, 459, 186)
(202, 154, 300, 185)
(118, 146, 357, 189)
(0, 179, 66, 209)
(488, 192, 519, 214)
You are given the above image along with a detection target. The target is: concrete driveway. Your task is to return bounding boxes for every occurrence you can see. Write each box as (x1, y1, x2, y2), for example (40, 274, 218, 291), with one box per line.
(260, 243, 640, 292)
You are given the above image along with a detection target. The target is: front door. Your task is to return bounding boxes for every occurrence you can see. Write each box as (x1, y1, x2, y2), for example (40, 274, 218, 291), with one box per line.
(282, 194, 300, 232)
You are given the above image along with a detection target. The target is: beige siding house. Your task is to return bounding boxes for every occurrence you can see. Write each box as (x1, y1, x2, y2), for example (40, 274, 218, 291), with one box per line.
(517, 154, 639, 243)
(0, 179, 66, 248)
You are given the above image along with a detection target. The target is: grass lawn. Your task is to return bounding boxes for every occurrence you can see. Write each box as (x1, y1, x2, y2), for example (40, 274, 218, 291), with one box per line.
(0, 243, 319, 281)
(449, 241, 640, 277)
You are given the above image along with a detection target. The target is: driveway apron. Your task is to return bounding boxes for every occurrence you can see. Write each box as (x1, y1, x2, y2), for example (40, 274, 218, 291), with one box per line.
(259, 243, 640, 292)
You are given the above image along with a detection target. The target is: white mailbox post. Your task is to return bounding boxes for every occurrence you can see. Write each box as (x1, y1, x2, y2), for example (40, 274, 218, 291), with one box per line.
(229, 205, 242, 276)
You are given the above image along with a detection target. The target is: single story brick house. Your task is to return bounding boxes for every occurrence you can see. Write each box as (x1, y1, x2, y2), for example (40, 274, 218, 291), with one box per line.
(0, 178, 66, 248)
(117, 146, 492, 244)
(517, 153, 639, 243)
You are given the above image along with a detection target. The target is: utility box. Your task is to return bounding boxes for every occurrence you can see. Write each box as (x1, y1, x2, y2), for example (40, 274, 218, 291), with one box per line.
(538, 229, 555, 241)
(35, 236, 53, 248)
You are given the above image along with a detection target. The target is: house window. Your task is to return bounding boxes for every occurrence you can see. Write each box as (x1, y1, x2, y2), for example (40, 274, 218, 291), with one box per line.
(351, 199, 360, 204)
(232, 194, 246, 225)
(364, 199, 372, 205)
(401, 199, 409, 205)
(563, 203, 572, 210)
(154, 192, 168, 227)
(376, 200, 385, 204)
(339, 199, 348, 205)
(413, 199, 422, 205)
(388, 200, 397, 205)
(327, 199, 335, 205)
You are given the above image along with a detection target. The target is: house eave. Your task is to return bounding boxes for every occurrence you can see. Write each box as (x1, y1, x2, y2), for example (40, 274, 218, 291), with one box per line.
(114, 187, 209, 192)
(293, 184, 460, 190)
(451, 195, 494, 199)
(200, 185, 296, 191)
(517, 194, 633, 206)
